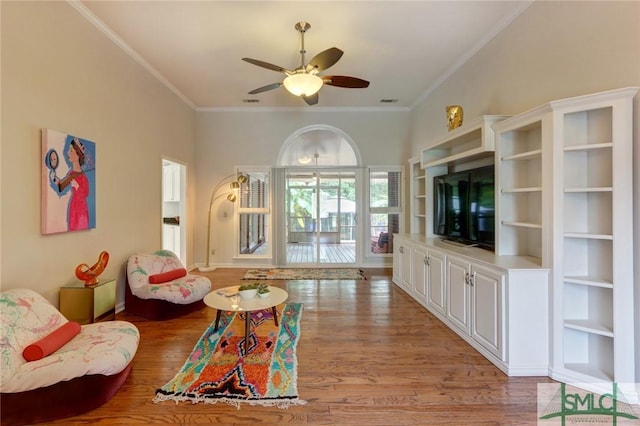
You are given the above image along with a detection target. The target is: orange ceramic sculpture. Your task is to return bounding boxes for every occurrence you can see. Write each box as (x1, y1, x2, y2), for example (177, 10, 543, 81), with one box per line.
(75, 251, 109, 286)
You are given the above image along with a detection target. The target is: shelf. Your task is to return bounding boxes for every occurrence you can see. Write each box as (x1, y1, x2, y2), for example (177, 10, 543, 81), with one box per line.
(501, 187, 542, 193)
(501, 221, 542, 229)
(421, 115, 508, 168)
(562, 238, 612, 282)
(564, 187, 612, 193)
(423, 150, 494, 168)
(564, 232, 612, 240)
(564, 275, 612, 288)
(563, 328, 614, 382)
(563, 148, 612, 188)
(562, 191, 612, 235)
(494, 119, 542, 158)
(563, 106, 613, 149)
(498, 226, 543, 260)
(563, 281, 613, 318)
(563, 363, 613, 382)
(498, 182, 541, 246)
(564, 142, 612, 152)
(564, 320, 613, 337)
(501, 149, 542, 161)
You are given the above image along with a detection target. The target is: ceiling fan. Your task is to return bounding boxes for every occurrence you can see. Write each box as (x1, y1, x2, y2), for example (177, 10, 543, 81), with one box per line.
(242, 21, 370, 106)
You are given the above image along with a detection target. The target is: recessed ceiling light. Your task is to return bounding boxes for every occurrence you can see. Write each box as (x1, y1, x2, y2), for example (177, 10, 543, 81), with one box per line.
(242, 99, 260, 103)
(380, 99, 398, 103)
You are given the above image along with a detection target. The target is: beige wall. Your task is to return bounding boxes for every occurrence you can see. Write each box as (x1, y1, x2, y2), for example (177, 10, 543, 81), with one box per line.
(0, 2, 197, 306)
(409, 1, 640, 153)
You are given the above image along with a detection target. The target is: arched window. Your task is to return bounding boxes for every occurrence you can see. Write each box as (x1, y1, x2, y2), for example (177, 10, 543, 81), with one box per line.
(278, 125, 360, 166)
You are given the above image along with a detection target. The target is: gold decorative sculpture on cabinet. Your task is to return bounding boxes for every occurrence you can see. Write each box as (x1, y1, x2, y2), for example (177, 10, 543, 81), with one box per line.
(446, 105, 463, 131)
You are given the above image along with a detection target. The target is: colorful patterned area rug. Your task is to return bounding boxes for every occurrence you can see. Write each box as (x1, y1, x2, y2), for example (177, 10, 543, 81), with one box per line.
(243, 268, 366, 280)
(154, 302, 305, 408)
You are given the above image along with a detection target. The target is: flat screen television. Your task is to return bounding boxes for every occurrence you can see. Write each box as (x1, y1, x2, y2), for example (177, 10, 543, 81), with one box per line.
(433, 165, 495, 250)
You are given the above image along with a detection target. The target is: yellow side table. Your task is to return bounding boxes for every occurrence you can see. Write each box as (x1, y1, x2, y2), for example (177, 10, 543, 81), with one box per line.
(59, 278, 116, 324)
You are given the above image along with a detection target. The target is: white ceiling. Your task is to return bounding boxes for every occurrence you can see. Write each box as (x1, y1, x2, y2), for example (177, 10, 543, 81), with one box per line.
(73, 1, 531, 111)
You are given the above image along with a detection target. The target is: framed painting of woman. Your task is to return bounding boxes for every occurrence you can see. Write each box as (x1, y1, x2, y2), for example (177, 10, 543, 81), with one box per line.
(41, 129, 96, 234)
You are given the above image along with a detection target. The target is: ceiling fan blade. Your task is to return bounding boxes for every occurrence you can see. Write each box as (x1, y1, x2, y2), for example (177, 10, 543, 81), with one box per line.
(307, 48, 343, 72)
(303, 93, 319, 106)
(242, 58, 290, 74)
(248, 83, 282, 95)
(323, 75, 370, 88)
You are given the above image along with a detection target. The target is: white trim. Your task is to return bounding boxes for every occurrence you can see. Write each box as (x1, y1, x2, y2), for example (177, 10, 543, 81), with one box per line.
(198, 106, 411, 113)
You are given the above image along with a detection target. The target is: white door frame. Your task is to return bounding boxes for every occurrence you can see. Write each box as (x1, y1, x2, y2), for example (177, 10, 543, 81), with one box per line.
(161, 159, 187, 264)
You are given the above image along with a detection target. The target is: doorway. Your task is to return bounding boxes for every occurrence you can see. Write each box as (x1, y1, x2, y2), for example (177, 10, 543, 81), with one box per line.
(285, 169, 357, 265)
(277, 125, 362, 266)
(162, 159, 186, 264)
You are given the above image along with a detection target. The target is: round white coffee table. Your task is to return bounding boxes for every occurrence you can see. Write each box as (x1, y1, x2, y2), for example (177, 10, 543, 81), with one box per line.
(203, 286, 288, 354)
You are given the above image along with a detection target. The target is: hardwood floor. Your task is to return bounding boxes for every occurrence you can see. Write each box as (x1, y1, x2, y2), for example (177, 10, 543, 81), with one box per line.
(50, 268, 555, 425)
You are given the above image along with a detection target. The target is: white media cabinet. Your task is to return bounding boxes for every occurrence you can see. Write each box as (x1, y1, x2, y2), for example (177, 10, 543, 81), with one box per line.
(396, 87, 638, 402)
(393, 234, 549, 376)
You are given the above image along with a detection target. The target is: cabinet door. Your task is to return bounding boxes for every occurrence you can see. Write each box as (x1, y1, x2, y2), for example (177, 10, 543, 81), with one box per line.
(400, 243, 412, 290)
(427, 250, 446, 315)
(446, 256, 471, 334)
(471, 264, 505, 360)
(393, 238, 412, 292)
(412, 246, 428, 302)
(392, 239, 402, 284)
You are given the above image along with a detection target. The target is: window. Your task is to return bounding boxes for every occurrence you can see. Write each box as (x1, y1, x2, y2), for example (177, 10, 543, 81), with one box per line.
(237, 169, 270, 255)
(368, 167, 402, 255)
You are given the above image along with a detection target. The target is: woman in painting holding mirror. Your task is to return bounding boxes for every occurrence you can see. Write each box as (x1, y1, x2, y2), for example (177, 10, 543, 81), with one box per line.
(51, 138, 90, 231)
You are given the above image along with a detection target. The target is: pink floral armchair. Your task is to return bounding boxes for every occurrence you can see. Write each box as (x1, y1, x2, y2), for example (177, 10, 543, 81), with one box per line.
(125, 250, 211, 320)
(0, 288, 139, 425)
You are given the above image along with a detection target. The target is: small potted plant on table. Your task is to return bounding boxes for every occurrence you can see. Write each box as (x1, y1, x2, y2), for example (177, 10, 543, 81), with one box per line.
(257, 283, 271, 298)
(238, 283, 258, 299)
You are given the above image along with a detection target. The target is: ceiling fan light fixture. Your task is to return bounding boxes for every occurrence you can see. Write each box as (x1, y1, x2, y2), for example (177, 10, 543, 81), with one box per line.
(283, 73, 323, 97)
(298, 154, 312, 164)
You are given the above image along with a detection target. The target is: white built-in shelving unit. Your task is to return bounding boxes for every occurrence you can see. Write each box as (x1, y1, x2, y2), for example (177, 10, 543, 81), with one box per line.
(408, 157, 426, 235)
(494, 112, 548, 266)
(492, 87, 638, 401)
(398, 88, 638, 402)
(550, 87, 638, 402)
